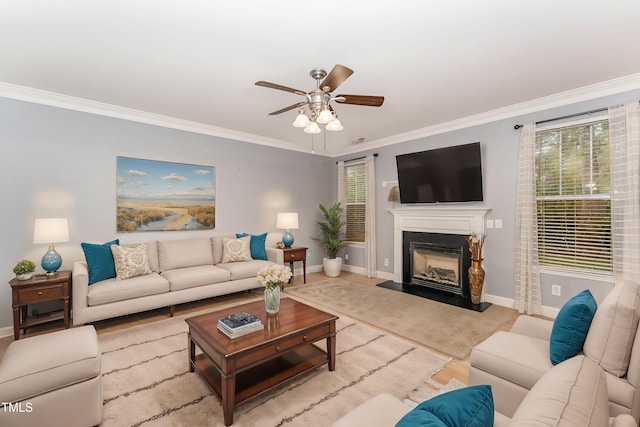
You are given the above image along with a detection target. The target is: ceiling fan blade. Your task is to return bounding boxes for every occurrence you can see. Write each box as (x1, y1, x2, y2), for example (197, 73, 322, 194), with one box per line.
(335, 94, 385, 107)
(268, 102, 307, 115)
(255, 81, 307, 96)
(320, 64, 354, 92)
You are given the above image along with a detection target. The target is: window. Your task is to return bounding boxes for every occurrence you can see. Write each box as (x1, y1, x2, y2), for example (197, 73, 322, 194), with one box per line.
(344, 162, 366, 242)
(535, 119, 611, 272)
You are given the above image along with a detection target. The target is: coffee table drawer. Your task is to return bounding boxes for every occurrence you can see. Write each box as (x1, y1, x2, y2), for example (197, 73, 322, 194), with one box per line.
(235, 324, 332, 369)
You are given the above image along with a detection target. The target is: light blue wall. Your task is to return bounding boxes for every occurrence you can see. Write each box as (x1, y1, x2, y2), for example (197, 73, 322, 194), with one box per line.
(2, 87, 640, 332)
(0, 98, 334, 331)
(337, 89, 640, 309)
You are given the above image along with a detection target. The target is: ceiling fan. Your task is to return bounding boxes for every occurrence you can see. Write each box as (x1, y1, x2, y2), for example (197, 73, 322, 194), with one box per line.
(255, 64, 384, 134)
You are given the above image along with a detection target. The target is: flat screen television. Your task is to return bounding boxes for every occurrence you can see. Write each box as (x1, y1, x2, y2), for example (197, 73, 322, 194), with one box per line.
(395, 142, 483, 204)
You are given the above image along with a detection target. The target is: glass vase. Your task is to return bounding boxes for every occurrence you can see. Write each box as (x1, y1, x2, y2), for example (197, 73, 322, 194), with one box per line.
(265, 285, 281, 314)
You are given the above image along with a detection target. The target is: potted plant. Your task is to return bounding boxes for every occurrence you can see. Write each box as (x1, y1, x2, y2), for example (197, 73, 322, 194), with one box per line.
(313, 202, 346, 277)
(13, 259, 36, 280)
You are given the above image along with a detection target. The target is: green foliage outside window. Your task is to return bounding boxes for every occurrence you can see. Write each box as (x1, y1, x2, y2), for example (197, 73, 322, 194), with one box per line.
(535, 120, 612, 272)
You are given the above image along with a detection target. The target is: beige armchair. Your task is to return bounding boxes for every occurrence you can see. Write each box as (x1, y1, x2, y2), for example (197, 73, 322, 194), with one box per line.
(0, 326, 102, 427)
(470, 280, 640, 422)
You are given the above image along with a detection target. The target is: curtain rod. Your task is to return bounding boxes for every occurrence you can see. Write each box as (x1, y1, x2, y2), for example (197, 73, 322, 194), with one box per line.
(513, 107, 608, 130)
(336, 153, 378, 164)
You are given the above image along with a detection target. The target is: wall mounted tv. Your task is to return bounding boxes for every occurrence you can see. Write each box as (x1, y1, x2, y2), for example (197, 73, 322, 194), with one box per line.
(395, 142, 484, 204)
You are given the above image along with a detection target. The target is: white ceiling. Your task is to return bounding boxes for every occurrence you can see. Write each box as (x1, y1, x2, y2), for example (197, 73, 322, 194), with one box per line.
(1, 0, 640, 156)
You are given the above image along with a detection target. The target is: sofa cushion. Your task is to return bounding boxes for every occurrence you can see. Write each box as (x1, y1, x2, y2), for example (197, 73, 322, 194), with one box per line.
(470, 330, 552, 390)
(550, 289, 597, 365)
(584, 280, 640, 377)
(221, 236, 252, 262)
(87, 273, 169, 306)
(330, 393, 411, 427)
(161, 266, 231, 291)
(217, 259, 272, 281)
(158, 237, 214, 271)
(124, 241, 159, 273)
(0, 326, 101, 402)
(236, 232, 268, 260)
(81, 239, 119, 285)
(508, 355, 609, 427)
(111, 244, 153, 280)
(396, 385, 494, 427)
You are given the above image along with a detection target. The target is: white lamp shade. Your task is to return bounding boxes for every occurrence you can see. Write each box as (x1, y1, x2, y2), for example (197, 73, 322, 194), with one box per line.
(317, 108, 333, 124)
(326, 117, 343, 131)
(33, 218, 70, 244)
(293, 113, 310, 128)
(276, 212, 299, 230)
(304, 121, 321, 134)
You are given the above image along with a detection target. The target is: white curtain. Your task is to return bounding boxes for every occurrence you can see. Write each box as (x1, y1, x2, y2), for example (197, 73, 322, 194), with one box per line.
(364, 155, 377, 277)
(513, 123, 543, 315)
(609, 102, 640, 282)
(337, 160, 346, 212)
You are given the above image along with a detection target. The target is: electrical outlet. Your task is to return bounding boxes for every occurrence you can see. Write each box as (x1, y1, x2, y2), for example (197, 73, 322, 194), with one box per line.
(384, 258, 389, 267)
(344, 253, 349, 260)
(486, 219, 494, 229)
(495, 219, 503, 229)
(551, 285, 561, 296)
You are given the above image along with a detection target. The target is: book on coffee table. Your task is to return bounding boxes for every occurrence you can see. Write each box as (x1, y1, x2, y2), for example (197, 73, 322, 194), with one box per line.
(218, 311, 263, 338)
(217, 322, 263, 339)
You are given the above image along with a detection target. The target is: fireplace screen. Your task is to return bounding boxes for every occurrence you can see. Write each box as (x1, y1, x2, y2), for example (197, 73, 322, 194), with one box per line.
(410, 242, 462, 295)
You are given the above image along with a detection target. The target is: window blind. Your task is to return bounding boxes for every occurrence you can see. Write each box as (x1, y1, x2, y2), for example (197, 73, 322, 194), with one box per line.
(345, 162, 366, 242)
(535, 119, 612, 272)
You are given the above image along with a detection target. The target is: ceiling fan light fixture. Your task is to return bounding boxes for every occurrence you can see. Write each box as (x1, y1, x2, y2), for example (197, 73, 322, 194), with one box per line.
(326, 117, 343, 131)
(292, 110, 310, 128)
(304, 121, 321, 134)
(317, 107, 333, 124)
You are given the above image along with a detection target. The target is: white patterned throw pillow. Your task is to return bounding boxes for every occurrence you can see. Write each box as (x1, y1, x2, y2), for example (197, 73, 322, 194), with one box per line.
(221, 235, 253, 263)
(111, 244, 153, 280)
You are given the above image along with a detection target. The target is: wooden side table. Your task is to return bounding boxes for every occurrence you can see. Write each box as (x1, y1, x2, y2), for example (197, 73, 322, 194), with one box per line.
(282, 246, 307, 284)
(9, 270, 72, 340)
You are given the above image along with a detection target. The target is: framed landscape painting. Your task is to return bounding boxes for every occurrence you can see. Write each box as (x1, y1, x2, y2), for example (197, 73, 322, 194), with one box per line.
(116, 157, 215, 232)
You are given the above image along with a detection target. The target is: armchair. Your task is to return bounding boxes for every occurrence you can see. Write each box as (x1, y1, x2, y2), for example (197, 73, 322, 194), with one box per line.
(470, 280, 640, 421)
(0, 326, 102, 427)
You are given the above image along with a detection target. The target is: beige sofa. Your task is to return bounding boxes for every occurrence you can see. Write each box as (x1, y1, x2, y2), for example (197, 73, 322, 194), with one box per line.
(469, 280, 640, 421)
(72, 234, 284, 325)
(332, 355, 637, 426)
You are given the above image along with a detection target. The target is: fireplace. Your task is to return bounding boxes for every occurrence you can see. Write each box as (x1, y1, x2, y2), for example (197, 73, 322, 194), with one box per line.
(384, 207, 490, 310)
(403, 231, 471, 298)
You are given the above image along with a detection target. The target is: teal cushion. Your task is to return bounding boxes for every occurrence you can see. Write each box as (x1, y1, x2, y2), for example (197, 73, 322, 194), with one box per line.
(81, 239, 119, 285)
(395, 385, 494, 427)
(550, 289, 597, 365)
(236, 232, 268, 260)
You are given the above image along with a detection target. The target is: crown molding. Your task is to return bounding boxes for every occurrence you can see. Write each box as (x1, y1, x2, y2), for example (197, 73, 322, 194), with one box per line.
(334, 73, 640, 157)
(2, 73, 640, 158)
(0, 82, 327, 156)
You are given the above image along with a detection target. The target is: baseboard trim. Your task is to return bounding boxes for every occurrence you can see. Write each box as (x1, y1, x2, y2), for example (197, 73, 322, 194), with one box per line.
(0, 326, 13, 339)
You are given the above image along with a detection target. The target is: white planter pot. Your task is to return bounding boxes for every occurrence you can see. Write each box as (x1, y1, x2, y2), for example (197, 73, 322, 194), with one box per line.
(323, 257, 342, 277)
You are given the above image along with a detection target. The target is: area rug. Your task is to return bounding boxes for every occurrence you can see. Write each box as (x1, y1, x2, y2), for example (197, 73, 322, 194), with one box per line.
(98, 304, 452, 427)
(285, 278, 517, 359)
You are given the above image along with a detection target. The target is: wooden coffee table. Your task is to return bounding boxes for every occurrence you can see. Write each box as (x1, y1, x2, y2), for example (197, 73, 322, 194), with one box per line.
(185, 298, 338, 426)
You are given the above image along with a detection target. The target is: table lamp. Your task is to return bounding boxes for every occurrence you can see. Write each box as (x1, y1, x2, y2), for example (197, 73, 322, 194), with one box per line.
(276, 213, 299, 248)
(33, 218, 69, 275)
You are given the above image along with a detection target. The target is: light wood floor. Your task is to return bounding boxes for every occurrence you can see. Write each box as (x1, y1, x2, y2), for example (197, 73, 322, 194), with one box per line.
(0, 271, 518, 388)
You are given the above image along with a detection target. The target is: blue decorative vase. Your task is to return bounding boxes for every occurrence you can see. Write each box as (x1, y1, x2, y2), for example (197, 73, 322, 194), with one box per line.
(282, 231, 294, 248)
(41, 244, 62, 274)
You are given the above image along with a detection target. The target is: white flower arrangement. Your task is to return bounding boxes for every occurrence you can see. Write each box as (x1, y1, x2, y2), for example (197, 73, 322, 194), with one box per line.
(257, 264, 292, 290)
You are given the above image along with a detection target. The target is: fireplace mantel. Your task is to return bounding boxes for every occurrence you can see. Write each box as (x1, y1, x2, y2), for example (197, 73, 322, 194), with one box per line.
(389, 206, 491, 283)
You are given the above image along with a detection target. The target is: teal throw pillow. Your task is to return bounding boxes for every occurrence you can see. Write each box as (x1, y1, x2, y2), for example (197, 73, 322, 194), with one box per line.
(395, 385, 494, 427)
(236, 232, 268, 260)
(81, 239, 119, 285)
(550, 289, 597, 365)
